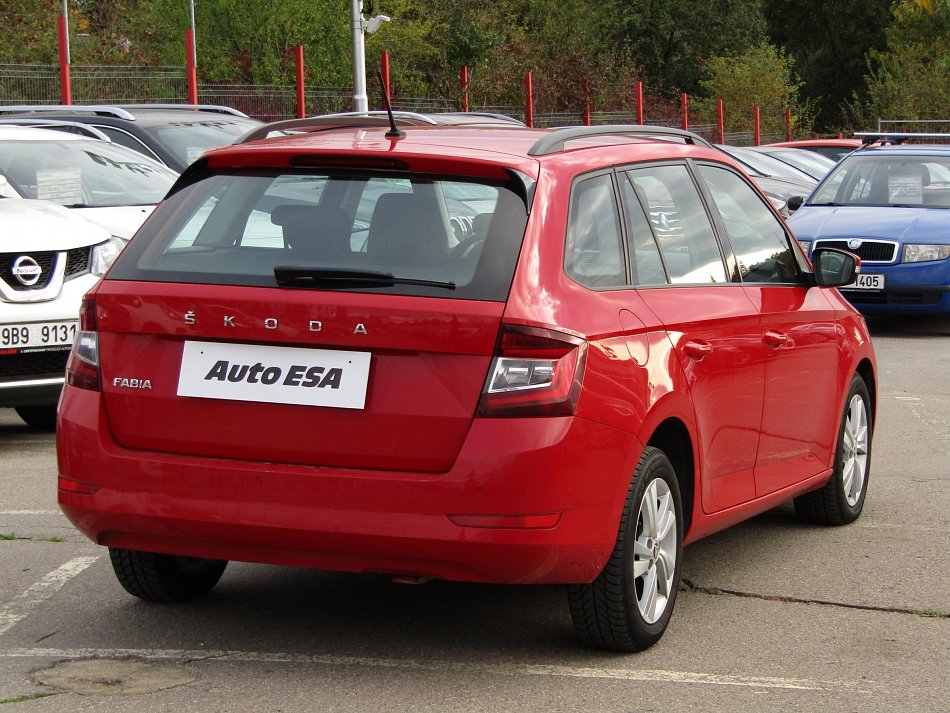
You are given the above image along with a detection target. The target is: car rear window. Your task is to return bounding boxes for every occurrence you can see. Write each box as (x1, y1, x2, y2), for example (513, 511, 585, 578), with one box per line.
(107, 169, 530, 301)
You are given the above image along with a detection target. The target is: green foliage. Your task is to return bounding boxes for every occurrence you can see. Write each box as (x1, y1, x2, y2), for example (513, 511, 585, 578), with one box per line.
(693, 43, 814, 135)
(853, 0, 950, 123)
(764, 0, 893, 131)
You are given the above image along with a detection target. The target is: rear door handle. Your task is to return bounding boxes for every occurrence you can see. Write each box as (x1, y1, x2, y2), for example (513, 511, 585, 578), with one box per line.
(684, 340, 713, 359)
(764, 330, 789, 348)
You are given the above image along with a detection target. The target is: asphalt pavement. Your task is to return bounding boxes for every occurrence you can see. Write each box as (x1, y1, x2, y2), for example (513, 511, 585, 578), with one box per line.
(0, 313, 947, 712)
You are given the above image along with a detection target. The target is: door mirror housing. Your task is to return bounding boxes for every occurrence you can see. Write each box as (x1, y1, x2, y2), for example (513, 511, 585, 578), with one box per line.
(787, 195, 805, 213)
(812, 247, 860, 287)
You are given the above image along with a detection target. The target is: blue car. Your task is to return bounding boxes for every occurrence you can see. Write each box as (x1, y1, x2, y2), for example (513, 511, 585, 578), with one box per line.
(788, 141, 950, 314)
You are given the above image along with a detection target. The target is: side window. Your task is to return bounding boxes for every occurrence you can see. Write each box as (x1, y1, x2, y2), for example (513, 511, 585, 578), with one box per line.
(698, 165, 797, 284)
(626, 165, 727, 284)
(564, 174, 626, 288)
(619, 173, 667, 286)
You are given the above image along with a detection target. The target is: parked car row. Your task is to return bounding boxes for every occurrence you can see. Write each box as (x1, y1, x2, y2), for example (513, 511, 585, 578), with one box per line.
(1, 105, 262, 429)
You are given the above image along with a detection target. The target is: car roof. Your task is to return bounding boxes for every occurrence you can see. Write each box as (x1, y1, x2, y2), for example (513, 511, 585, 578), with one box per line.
(851, 143, 950, 157)
(211, 123, 729, 179)
(0, 124, 87, 141)
(767, 139, 863, 149)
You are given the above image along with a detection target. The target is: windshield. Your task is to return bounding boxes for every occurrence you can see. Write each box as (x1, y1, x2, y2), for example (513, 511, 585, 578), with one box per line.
(762, 149, 835, 180)
(809, 154, 950, 208)
(152, 119, 261, 165)
(0, 137, 176, 207)
(723, 145, 814, 182)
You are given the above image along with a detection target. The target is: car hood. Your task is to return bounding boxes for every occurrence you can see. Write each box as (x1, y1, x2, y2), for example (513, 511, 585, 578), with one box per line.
(71, 205, 156, 241)
(788, 205, 949, 242)
(0, 198, 110, 250)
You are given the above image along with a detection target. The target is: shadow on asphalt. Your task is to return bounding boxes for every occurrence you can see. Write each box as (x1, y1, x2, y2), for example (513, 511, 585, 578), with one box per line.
(863, 313, 950, 338)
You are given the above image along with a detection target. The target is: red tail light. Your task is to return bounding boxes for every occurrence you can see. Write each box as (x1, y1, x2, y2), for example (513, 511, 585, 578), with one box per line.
(66, 298, 100, 391)
(476, 325, 587, 418)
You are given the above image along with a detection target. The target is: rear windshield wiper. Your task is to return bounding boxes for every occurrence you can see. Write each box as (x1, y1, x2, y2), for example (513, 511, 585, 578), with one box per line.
(274, 266, 456, 290)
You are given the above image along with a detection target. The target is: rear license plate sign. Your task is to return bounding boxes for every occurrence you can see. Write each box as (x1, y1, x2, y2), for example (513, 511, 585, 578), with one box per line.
(177, 341, 371, 409)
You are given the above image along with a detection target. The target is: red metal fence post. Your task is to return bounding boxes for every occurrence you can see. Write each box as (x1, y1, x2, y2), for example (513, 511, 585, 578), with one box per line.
(785, 108, 791, 141)
(294, 45, 305, 118)
(635, 81, 643, 124)
(753, 105, 761, 145)
(57, 16, 71, 105)
(186, 29, 198, 105)
(381, 50, 391, 108)
(525, 71, 534, 128)
(583, 81, 591, 126)
(460, 65, 469, 112)
(681, 92, 688, 130)
(717, 99, 725, 143)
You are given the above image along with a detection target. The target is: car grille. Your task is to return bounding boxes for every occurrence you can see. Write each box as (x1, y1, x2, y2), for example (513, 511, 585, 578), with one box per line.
(0, 347, 70, 381)
(844, 291, 943, 306)
(0, 248, 90, 292)
(814, 240, 897, 263)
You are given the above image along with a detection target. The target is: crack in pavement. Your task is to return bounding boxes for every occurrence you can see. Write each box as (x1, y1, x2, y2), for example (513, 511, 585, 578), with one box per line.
(679, 578, 950, 618)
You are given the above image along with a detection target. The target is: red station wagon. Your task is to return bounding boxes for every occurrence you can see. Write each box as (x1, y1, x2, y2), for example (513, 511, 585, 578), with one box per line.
(57, 120, 877, 651)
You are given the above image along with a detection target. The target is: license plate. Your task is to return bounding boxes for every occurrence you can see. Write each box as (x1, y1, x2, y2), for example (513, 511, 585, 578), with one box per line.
(0, 321, 78, 351)
(843, 273, 885, 291)
(176, 341, 372, 409)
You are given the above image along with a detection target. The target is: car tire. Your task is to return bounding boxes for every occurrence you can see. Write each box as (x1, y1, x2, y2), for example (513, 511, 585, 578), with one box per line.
(567, 446, 683, 652)
(14, 405, 57, 431)
(109, 548, 228, 602)
(794, 373, 872, 525)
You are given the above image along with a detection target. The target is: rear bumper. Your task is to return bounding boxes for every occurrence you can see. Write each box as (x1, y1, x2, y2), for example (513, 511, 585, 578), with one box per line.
(57, 388, 640, 584)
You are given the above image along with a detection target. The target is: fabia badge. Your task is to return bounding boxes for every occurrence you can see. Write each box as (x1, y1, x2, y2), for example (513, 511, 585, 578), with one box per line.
(847, 239, 863, 250)
(12, 256, 42, 286)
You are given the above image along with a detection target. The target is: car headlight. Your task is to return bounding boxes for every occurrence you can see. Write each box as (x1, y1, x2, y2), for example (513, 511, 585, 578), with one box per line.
(902, 244, 950, 263)
(90, 237, 127, 276)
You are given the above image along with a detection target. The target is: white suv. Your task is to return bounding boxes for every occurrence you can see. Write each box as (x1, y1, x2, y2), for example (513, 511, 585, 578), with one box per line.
(1, 198, 117, 429)
(0, 125, 177, 240)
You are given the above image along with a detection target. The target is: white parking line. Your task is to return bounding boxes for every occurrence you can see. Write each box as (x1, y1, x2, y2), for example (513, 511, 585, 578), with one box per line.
(0, 646, 870, 692)
(0, 510, 62, 515)
(0, 556, 99, 637)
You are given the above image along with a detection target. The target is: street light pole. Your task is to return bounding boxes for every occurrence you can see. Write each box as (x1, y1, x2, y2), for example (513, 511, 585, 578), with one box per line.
(350, 0, 368, 112)
(350, 0, 390, 113)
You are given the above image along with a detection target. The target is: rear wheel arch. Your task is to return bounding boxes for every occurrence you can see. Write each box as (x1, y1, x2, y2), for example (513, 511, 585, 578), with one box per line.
(646, 418, 695, 537)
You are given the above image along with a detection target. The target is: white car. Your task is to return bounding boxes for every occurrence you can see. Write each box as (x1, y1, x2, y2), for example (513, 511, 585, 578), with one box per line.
(0, 125, 177, 240)
(1, 198, 120, 429)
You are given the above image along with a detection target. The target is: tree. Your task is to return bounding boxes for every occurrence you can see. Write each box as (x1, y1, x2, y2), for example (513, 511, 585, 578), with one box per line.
(853, 0, 950, 124)
(764, 0, 893, 131)
(693, 42, 814, 135)
(604, 0, 768, 97)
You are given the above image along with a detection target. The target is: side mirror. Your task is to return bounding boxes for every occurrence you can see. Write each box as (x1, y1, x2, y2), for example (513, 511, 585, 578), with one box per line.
(812, 247, 859, 287)
(787, 195, 805, 213)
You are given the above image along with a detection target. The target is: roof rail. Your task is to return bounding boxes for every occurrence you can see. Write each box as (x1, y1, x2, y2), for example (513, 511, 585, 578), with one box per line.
(528, 125, 713, 156)
(0, 104, 136, 120)
(236, 115, 411, 144)
(115, 103, 250, 118)
(855, 131, 950, 146)
(0, 118, 112, 141)
(0, 103, 250, 120)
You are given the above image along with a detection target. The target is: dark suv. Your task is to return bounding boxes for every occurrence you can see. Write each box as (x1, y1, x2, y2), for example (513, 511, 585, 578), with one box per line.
(56, 122, 877, 651)
(0, 104, 262, 172)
